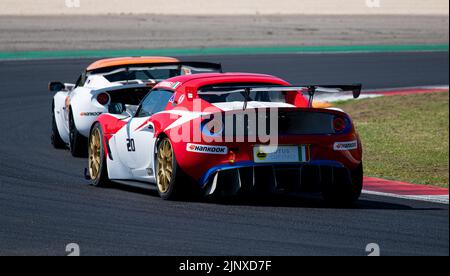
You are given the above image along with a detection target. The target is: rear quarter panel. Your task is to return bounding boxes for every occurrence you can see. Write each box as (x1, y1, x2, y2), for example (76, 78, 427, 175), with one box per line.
(70, 87, 108, 137)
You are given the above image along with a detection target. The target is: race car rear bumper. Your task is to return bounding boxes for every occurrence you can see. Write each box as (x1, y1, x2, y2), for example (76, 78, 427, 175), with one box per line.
(201, 160, 357, 196)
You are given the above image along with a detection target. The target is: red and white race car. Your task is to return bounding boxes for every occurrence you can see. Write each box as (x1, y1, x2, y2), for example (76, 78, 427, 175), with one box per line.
(87, 73, 363, 204)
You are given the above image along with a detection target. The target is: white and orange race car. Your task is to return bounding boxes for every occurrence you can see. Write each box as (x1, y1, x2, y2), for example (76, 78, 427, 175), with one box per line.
(49, 56, 222, 157)
(87, 72, 363, 204)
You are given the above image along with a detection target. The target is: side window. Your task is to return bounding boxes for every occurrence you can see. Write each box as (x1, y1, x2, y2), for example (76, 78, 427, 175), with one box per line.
(136, 90, 173, 118)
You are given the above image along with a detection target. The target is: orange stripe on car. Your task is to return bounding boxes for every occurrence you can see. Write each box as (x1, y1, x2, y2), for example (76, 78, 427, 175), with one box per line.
(86, 56, 180, 71)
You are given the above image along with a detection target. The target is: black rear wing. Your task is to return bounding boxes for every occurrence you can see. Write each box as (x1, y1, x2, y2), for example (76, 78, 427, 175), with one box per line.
(199, 84, 362, 107)
(303, 84, 362, 107)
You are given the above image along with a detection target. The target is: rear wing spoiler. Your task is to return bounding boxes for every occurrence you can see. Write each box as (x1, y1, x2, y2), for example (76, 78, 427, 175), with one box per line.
(178, 61, 223, 73)
(91, 83, 151, 95)
(88, 61, 222, 74)
(199, 84, 362, 107)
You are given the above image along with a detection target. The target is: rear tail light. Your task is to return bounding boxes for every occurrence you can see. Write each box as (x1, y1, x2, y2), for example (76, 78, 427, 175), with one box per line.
(228, 151, 236, 164)
(97, 93, 110, 105)
(333, 117, 347, 133)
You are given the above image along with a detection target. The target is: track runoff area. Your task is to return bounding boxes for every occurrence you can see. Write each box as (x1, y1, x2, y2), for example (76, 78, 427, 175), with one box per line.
(1, 45, 447, 205)
(316, 85, 449, 204)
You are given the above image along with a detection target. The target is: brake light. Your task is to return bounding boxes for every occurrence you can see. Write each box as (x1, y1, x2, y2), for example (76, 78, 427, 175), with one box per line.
(229, 151, 236, 164)
(97, 93, 110, 105)
(333, 117, 347, 132)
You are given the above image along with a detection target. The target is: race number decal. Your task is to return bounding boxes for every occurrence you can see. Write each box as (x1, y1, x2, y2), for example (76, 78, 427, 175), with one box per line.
(127, 139, 136, 152)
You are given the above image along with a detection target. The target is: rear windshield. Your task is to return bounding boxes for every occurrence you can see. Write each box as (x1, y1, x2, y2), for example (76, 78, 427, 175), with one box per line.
(91, 63, 221, 83)
(199, 84, 288, 104)
(102, 66, 179, 82)
(200, 91, 288, 104)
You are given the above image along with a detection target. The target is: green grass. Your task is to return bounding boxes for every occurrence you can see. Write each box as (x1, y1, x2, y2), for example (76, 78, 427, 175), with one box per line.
(0, 44, 448, 60)
(335, 92, 449, 188)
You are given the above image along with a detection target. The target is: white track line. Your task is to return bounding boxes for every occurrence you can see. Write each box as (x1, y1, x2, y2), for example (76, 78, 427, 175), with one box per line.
(364, 85, 449, 93)
(316, 85, 449, 102)
(362, 190, 449, 204)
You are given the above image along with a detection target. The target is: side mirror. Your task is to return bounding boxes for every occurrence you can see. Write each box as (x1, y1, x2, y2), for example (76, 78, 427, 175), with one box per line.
(48, 81, 65, 92)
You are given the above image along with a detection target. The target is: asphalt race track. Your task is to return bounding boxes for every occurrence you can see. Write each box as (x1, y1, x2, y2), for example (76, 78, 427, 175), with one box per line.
(0, 52, 448, 256)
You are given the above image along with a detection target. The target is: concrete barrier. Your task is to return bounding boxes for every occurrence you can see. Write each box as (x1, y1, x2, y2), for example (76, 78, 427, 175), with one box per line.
(0, 0, 448, 15)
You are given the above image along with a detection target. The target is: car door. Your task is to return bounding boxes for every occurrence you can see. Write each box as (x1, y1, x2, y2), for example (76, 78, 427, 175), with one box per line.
(116, 89, 174, 182)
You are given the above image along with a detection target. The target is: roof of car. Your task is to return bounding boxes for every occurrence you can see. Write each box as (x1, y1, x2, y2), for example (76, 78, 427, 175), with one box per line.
(86, 56, 180, 71)
(156, 73, 290, 91)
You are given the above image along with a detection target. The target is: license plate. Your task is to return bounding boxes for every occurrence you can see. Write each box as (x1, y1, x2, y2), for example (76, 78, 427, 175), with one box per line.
(253, 145, 310, 163)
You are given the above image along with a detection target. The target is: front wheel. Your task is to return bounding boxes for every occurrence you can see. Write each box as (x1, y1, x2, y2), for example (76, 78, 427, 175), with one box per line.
(88, 123, 111, 187)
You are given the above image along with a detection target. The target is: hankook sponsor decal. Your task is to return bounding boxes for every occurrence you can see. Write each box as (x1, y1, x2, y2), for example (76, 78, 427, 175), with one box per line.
(334, 140, 358, 151)
(187, 143, 228, 155)
(80, 112, 103, 117)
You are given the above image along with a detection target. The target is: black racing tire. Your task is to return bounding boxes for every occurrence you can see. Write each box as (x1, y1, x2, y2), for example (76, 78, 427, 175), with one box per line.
(69, 108, 88, 157)
(155, 137, 190, 200)
(51, 103, 67, 149)
(322, 163, 363, 206)
(88, 123, 111, 187)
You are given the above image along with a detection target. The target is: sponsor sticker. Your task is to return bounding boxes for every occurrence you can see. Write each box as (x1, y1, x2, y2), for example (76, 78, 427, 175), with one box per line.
(187, 143, 228, 155)
(172, 82, 182, 89)
(80, 112, 103, 117)
(333, 140, 358, 151)
(169, 94, 176, 104)
(157, 81, 174, 88)
(157, 81, 182, 89)
(256, 149, 268, 161)
(169, 93, 185, 105)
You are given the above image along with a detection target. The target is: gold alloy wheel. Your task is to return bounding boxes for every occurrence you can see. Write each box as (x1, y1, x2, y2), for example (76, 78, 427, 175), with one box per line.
(89, 128, 102, 180)
(157, 139, 174, 193)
